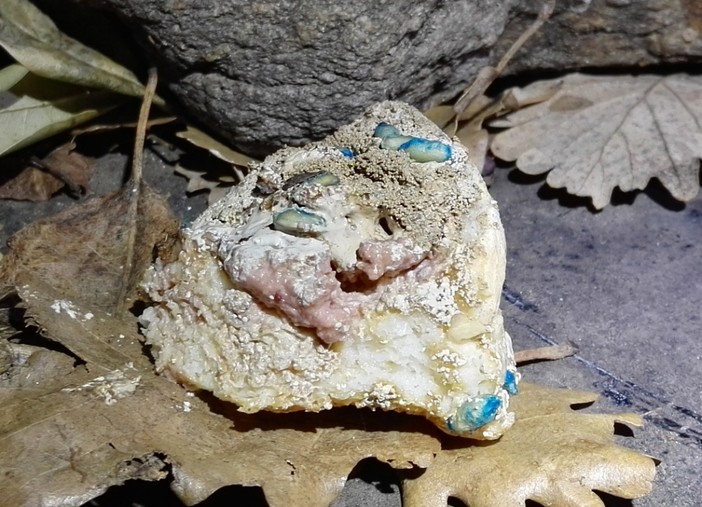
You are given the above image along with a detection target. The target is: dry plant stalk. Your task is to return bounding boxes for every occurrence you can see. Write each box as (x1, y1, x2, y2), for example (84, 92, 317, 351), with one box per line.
(450, 0, 556, 132)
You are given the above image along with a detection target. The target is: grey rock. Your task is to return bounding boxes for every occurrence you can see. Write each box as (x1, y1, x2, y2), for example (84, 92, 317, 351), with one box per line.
(81, 0, 701, 153)
(498, 0, 702, 74)
(81, 0, 514, 154)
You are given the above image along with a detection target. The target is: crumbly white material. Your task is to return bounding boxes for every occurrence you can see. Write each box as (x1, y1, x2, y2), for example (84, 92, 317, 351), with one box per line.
(140, 102, 516, 439)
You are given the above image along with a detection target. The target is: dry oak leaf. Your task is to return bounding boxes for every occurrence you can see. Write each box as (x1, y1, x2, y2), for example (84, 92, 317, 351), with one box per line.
(490, 73, 702, 209)
(0, 294, 438, 507)
(403, 383, 656, 507)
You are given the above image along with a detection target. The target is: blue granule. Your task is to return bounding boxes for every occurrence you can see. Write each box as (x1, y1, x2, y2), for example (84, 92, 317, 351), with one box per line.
(503, 369, 519, 395)
(448, 394, 502, 433)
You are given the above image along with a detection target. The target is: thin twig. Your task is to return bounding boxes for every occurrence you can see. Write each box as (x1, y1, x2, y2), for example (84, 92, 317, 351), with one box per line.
(117, 68, 158, 313)
(131, 67, 159, 182)
(493, 0, 555, 77)
(515, 341, 578, 364)
(452, 0, 556, 125)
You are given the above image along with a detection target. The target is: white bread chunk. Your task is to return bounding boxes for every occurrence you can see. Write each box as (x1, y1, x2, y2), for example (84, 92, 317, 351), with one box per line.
(140, 102, 518, 439)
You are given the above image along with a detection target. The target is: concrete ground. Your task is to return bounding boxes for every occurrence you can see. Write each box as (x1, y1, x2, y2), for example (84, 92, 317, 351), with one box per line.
(1, 143, 699, 506)
(491, 168, 702, 507)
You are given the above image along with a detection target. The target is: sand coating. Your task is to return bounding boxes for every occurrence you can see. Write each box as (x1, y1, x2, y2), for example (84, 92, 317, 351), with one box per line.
(140, 102, 517, 439)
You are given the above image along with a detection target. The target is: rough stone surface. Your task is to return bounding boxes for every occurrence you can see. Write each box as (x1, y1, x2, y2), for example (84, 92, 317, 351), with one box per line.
(83, 0, 512, 154)
(79, 0, 701, 152)
(499, 0, 702, 73)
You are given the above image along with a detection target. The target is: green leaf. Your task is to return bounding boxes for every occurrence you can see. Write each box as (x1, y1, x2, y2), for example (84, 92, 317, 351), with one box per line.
(0, 67, 120, 156)
(0, 63, 28, 91)
(0, 0, 146, 98)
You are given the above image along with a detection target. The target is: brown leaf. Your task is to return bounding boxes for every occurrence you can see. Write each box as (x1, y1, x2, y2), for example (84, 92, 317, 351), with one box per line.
(0, 142, 93, 201)
(402, 383, 656, 507)
(0, 166, 63, 201)
(0, 297, 438, 507)
(490, 73, 702, 209)
(174, 164, 236, 205)
(1, 174, 179, 317)
(176, 125, 256, 167)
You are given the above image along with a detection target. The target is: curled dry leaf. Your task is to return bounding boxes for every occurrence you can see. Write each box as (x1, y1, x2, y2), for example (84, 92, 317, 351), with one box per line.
(0, 0, 145, 98)
(0, 172, 179, 324)
(0, 141, 94, 201)
(174, 126, 258, 204)
(0, 64, 118, 156)
(176, 125, 257, 167)
(491, 73, 702, 209)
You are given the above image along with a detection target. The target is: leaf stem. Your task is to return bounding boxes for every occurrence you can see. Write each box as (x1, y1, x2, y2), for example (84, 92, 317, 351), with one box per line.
(131, 67, 158, 182)
(515, 341, 578, 364)
(452, 0, 556, 126)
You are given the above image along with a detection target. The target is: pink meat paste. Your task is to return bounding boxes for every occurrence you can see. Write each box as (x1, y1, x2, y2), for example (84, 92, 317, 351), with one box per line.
(224, 234, 427, 344)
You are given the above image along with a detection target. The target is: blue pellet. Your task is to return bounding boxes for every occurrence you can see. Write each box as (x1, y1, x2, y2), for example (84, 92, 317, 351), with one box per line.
(339, 147, 354, 159)
(373, 122, 400, 139)
(398, 137, 452, 163)
(273, 208, 326, 234)
(373, 122, 452, 163)
(503, 370, 519, 395)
